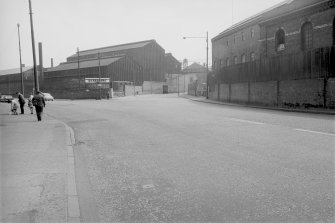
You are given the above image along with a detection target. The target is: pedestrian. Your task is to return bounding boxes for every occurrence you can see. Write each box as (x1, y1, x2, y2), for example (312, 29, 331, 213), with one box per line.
(10, 99, 19, 115)
(16, 92, 25, 114)
(27, 94, 34, 114)
(32, 91, 45, 121)
(106, 91, 110, 100)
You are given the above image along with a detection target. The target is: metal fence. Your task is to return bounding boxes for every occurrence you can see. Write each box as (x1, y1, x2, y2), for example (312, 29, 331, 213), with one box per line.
(216, 46, 335, 84)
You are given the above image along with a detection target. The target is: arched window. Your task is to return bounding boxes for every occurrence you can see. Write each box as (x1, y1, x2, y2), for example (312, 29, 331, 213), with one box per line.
(234, 56, 238, 65)
(301, 22, 313, 51)
(275, 28, 285, 51)
(241, 54, 246, 63)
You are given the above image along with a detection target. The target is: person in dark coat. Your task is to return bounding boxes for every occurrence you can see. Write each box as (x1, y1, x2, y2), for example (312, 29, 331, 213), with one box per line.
(16, 92, 25, 114)
(32, 91, 46, 121)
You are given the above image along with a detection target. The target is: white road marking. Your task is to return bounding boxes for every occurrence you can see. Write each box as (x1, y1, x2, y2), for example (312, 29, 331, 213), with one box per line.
(295, 128, 335, 136)
(227, 118, 265, 125)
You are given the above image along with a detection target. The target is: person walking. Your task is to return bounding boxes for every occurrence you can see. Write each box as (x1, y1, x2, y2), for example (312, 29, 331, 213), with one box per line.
(32, 91, 45, 121)
(16, 92, 25, 114)
(27, 94, 34, 114)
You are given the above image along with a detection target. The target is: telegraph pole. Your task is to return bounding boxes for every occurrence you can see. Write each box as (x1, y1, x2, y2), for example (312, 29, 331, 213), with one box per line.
(98, 52, 101, 100)
(28, 0, 39, 93)
(206, 31, 209, 99)
(77, 47, 80, 87)
(17, 23, 24, 96)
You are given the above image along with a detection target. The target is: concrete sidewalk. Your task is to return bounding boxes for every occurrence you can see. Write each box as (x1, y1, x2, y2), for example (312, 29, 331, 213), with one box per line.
(180, 94, 335, 115)
(0, 103, 80, 223)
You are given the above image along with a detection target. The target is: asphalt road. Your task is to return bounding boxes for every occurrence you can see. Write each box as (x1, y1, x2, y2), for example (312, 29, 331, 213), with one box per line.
(46, 94, 335, 222)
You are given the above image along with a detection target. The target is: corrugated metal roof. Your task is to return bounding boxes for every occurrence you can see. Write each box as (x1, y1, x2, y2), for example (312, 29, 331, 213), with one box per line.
(47, 56, 122, 72)
(68, 40, 154, 59)
(0, 66, 34, 76)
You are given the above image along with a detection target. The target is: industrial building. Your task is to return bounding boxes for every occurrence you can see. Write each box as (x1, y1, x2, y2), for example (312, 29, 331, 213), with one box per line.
(0, 39, 181, 99)
(211, 0, 335, 108)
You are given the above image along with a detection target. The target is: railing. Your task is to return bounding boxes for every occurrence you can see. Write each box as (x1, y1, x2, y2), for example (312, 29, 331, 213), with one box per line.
(216, 46, 334, 84)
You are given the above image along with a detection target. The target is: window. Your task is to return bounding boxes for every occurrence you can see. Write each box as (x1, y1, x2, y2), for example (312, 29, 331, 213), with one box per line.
(301, 22, 313, 51)
(234, 35, 236, 44)
(251, 28, 255, 38)
(250, 52, 255, 61)
(241, 54, 246, 63)
(220, 59, 223, 67)
(241, 32, 245, 41)
(226, 58, 230, 66)
(234, 56, 238, 65)
(275, 28, 285, 51)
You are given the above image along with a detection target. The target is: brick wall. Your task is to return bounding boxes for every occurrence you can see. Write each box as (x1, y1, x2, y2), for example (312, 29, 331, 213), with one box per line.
(261, 8, 335, 58)
(212, 24, 261, 70)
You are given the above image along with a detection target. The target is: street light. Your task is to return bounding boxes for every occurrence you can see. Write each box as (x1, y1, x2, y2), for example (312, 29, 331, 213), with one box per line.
(28, 0, 39, 93)
(17, 23, 24, 97)
(183, 31, 209, 99)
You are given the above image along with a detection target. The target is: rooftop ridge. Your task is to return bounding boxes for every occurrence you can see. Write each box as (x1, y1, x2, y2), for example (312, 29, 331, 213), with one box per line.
(71, 39, 155, 56)
(212, 0, 294, 40)
(62, 54, 125, 64)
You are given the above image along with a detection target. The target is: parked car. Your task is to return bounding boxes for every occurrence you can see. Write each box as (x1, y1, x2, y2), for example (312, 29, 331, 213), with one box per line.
(0, 95, 14, 103)
(41, 92, 54, 101)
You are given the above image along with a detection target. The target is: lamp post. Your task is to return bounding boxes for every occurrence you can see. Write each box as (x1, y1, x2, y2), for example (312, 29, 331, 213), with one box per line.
(183, 32, 209, 99)
(17, 23, 24, 97)
(28, 0, 39, 94)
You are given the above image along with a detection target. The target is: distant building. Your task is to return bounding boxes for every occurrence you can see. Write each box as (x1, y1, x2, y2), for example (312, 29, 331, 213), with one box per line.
(0, 66, 38, 96)
(164, 53, 181, 75)
(44, 55, 142, 99)
(66, 39, 166, 82)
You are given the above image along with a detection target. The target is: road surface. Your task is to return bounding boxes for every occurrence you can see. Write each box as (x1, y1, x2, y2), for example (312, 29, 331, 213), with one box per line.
(46, 94, 335, 222)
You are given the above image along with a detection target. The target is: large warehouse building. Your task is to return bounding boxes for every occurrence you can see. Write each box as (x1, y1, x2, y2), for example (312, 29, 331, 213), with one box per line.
(0, 39, 181, 99)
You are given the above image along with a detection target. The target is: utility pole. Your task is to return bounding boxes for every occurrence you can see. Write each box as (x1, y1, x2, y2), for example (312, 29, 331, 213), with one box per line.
(98, 52, 101, 100)
(77, 47, 80, 87)
(206, 31, 209, 99)
(28, 0, 39, 93)
(17, 23, 24, 96)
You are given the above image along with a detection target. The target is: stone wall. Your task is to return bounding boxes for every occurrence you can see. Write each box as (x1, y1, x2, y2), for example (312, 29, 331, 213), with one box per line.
(209, 78, 335, 108)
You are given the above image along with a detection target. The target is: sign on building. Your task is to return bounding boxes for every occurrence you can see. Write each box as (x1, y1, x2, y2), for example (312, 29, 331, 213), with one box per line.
(85, 78, 110, 84)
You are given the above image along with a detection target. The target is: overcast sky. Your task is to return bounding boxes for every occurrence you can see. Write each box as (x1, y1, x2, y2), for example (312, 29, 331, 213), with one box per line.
(0, 0, 285, 70)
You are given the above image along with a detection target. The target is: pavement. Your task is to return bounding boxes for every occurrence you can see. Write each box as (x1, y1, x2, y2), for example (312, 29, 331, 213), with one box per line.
(180, 94, 335, 115)
(0, 103, 80, 223)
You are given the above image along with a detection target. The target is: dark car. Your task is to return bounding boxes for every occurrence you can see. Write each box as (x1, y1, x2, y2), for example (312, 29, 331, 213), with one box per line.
(0, 95, 14, 103)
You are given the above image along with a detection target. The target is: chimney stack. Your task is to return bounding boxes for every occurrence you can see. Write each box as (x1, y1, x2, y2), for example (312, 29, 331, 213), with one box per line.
(38, 42, 43, 79)
(51, 58, 53, 68)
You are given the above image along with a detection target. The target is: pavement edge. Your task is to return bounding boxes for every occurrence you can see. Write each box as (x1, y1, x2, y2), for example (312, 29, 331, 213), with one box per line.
(65, 124, 81, 223)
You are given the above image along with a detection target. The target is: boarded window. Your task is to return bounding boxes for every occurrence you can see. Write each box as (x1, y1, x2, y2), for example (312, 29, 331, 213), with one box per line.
(301, 22, 313, 51)
(275, 28, 285, 51)
(250, 52, 255, 61)
(226, 58, 230, 66)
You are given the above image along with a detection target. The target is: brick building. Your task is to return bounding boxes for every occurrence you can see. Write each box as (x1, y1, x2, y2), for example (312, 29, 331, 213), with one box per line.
(210, 0, 335, 108)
